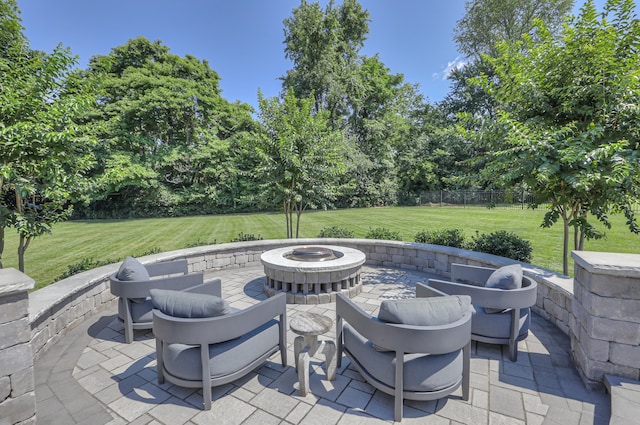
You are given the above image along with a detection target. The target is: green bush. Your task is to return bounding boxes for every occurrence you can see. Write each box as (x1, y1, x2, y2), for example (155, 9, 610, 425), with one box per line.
(469, 230, 533, 263)
(183, 239, 217, 248)
(317, 226, 354, 238)
(230, 232, 263, 242)
(414, 228, 466, 248)
(54, 247, 162, 282)
(365, 227, 402, 241)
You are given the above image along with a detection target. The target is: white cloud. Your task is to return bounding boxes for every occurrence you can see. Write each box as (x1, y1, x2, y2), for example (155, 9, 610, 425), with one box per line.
(433, 57, 467, 80)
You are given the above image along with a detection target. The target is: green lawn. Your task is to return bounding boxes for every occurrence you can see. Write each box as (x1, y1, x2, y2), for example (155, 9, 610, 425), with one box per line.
(2, 206, 638, 289)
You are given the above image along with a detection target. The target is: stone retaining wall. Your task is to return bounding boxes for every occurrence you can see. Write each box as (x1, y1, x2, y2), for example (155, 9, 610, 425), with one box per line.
(28, 238, 573, 362)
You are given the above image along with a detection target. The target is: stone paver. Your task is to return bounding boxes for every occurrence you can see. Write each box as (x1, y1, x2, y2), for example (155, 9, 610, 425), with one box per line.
(35, 265, 611, 424)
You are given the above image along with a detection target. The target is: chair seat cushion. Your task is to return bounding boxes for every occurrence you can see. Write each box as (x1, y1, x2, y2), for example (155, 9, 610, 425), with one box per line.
(118, 297, 154, 324)
(378, 295, 472, 326)
(343, 324, 463, 393)
(472, 305, 530, 340)
(162, 320, 280, 381)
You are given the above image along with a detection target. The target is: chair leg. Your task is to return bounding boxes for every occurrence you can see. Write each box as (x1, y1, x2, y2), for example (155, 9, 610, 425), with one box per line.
(462, 342, 471, 401)
(394, 351, 404, 422)
(201, 345, 212, 410)
(336, 316, 343, 368)
(122, 299, 134, 344)
(156, 339, 165, 384)
(508, 309, 520, 362)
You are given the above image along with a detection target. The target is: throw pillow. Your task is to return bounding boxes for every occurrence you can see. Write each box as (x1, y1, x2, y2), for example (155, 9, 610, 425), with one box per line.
(484, 264, 523, 290)
(378, 295, 472, 326)
(116, 256, 150, 281)
(150, 289, 232, 318)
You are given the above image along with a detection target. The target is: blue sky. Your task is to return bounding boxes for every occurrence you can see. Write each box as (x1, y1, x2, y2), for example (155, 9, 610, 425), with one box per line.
(18, 0, 611, 109)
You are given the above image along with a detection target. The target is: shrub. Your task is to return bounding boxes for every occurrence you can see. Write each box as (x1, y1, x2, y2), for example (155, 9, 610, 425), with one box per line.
(183, 239, 217, 248)
(365, 227, 402, 241)
(414, 228, 466, 248)
(469, 230, 533, 263)
(54, 247, 163, 282)
(230, 232, 263, 242)
(317, 226, 354, 238)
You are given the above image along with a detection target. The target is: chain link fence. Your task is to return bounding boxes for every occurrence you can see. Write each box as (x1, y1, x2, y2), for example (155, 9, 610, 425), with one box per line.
(418, 190, 537, 209)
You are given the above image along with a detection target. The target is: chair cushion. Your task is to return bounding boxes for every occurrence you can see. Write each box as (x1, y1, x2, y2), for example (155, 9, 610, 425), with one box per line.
(150, 289, 231, 318)
(162, 320, 280, 381)
(485, 264, 522, 290)
(118, 297, 154, 324)
(116, 256, 150, 281)
(343, 324, 463, 393)
(378, 295, 472, 326)
(472, 305, 530, 340)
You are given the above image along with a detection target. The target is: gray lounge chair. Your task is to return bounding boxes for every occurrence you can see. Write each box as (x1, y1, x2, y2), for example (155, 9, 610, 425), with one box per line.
(152, 292, 287, 410)
(428, 263, 537, 362)
(336, 287, 472, 422)
(109, 257, 220, 343)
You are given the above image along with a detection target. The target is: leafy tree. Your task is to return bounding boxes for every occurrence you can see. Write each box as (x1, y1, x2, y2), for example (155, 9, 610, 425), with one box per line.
(283, 0, 418, 207)
(77, 37, 259, 217)
(0, 0, 97, 271)
(256, 89, 344, 238)
(479, 0, 640, 274)
(454, 0, 574, 59)
(282, 0, 369, 125)
(446, 0, 575, 193)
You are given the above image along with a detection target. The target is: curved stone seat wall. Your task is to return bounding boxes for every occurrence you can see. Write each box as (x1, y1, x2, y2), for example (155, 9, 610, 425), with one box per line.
(28, 238, 573, 360)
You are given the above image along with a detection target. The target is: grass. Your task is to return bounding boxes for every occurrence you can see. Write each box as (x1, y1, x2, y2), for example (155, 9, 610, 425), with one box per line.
(2, 206, 638, 289)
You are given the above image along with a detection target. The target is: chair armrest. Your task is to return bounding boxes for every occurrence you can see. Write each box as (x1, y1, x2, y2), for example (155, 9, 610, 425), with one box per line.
(415, 282, 447, 298)
(184, 278, 222, 298)
(145, 259, 188, 277)
(451, 263, 495, 285)
(110, 272, 204, 299)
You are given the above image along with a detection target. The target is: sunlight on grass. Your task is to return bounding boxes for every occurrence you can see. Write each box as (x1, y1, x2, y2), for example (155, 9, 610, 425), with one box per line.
(2, 206, 637, 289)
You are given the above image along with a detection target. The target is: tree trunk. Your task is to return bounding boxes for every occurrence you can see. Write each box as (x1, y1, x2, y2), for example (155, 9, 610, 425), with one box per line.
(0, 226, 4, 269)
(18, 234, 26, 272)
(295, 203, 302, 239)
(284, 201, 292, 238)
(562, 215, 570, 276)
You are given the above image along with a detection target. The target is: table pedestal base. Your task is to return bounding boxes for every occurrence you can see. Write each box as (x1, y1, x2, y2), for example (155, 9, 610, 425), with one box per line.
(294, 334, 337, 396)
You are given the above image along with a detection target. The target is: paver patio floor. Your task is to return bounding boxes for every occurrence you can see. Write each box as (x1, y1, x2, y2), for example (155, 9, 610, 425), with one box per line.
(35, 265, 610, 424)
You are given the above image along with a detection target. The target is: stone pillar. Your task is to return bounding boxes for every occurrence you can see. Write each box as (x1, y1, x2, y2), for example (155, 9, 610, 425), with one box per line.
(571, 251, 640, 390)
(0, 268, 36, 424)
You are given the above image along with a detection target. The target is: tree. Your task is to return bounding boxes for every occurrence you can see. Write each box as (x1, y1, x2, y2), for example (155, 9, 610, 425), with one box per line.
(0, 0, 97, 271)
(479, 0, 640, 274)
(454, 0, 574, 59)
(282, 0, 369, 125)
(77, 37, 259, 217)
(256, 90, 344, 238)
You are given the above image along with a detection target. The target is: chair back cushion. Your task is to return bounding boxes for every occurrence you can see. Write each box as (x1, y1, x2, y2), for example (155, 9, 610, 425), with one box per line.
(378, 295, 471, 326)
(485, 264, 522, 290)
(150, 289, 232, 318)
(116, 256, 150, 281)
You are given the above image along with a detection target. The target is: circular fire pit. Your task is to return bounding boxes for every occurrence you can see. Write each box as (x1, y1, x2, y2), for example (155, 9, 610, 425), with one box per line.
(261, 245, 366, 304)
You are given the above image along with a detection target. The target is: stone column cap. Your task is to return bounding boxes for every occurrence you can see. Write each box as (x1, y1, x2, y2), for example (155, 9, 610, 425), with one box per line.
(572, 251, 640, 278)
(0, 268, 35, 295)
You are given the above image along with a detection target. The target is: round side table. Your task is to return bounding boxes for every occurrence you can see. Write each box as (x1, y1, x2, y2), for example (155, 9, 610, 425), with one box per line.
(290, 312, 337, 396)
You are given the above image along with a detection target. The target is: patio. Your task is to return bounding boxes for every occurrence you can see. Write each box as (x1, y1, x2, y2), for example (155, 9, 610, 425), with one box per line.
(34, 265, 610, 425)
